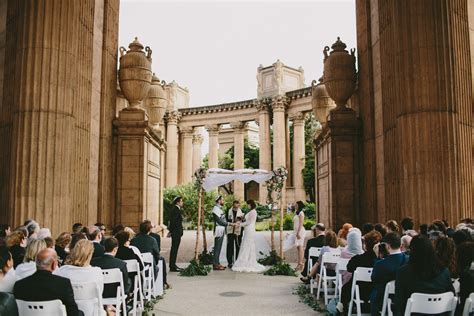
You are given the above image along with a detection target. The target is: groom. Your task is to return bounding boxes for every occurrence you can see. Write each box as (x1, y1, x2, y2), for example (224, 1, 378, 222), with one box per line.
(212, 195, 236, 270)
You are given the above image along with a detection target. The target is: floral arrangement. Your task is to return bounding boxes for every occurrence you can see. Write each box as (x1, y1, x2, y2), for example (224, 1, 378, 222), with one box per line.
(264, 261, 297, 276)
(258, 250, 283, 266)
(265, 166, 288, 203)
(193, 167, 207, 191)
(179, 259, 212, 277)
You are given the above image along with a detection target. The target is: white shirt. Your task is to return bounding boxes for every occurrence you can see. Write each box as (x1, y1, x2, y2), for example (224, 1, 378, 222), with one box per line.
(15, 261, 36, 281)
(0, 268, 16, 293)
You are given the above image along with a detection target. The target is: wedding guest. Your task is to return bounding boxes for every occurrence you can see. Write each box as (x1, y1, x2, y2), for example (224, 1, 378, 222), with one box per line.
(340, 228, 364, 288)
(15, 239, 47, 280)
(434, 236, 457, 278)
(169, 196, 184, 272)
(226, 200, 244, 268)
(293, 201, 306, 271)
(131, 220, 160, 265)
(394, 235, 454, 316)
(124, 226, 136, 239)
(302, 230, 339, 282)
(94, 223, 107, 244)
(419, 223, 429, 237)
(112, 224, 125, 236)
(6, 231, 27, 268)
(338, 223, 353, 247)
(400, 217, 414, 234)
(0, 245, 16, 293)
(301, 223, 325, 278)
(55, 232, 71, 262)
(72, 223, 83, 234)
(370, 232, 408, 315)
(361, 223, 374, 235)
(36, 228, 51, 239)
(24, 220, 40, 243)
(69, 232, 87, 251)
(386, 220, 401, 234)
(14, 248, 82, 316)
(115, 230, 143, 290)
(87, 225, 105, 258)
(374, 223, 387, 238)
(456, 241, 474, 315)
(452, 227, 472, 246)
(43, 237, 54, 249)
(0, 225, 11, 239)
(56, 239, 104, 315)
(149, 224, 170, 289)
(400, 235, 412, 254)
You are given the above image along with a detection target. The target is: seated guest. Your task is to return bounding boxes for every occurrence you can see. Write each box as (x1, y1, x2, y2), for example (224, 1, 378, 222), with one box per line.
(36, 228, 51, 239)
(374, 223, 387, 239)
(131, 220, 160, 265)
(0, 244, 16, 293)
(361, 223, 374, 235)
(434, 236, 457, 278)
(91, 237, 130, 297)
(72, 223, 83, 234)
(419, 223, 429, 237)
(15, 239, 47, 280)
(400, 217, 414, 235)
(0, 224, 11, 239)
(370, 232, 408, 315)
(386, 220, 401, 234)
(14, 248, 82, 316)
(55, 232, 72, 263)
(394, 235, 454, 316)
(338, 223, 353, 247)
(112, 224, 125, 236)
(302, 230, 340, 282)
(87, 225, 105, 258)
(124, 226, 136, 239)
(69, 232, 87, 251)
(150, 225, 170, 289)
(400, 235, 412, 254)
(115, 230, 143, 288)
(6, 231, 27, 268)
(341, 230, 382, 314)
(456, 241, 474, 315)
(94, 223, 106, 245)
(452, 227, 472, 246)
(43, 237, 54, 249)
(340, 228, 364, 288)
(301, 223, 326, 278)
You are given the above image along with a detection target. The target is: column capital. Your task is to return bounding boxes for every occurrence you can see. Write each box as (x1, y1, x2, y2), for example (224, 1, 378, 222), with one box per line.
(192, 133, 204, 145)
(230, 121, 248, 131)
(289, 112, 306, 124)
(205, 124, 221, 135)
(164, 110, 182, 124)
(255, 99, 271, 113)
(271, 95, 290, 112)
(179, 125, 194, 136)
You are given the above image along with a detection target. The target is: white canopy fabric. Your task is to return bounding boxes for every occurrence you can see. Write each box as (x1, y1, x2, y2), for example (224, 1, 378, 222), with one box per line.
(202, 168, 273, 192)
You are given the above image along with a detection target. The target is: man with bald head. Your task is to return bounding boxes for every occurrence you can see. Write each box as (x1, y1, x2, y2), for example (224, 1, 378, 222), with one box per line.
(14, 248, 82, 315)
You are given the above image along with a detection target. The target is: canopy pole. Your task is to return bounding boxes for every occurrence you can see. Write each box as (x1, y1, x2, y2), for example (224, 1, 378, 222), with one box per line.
(279, 199, 284, 258)
(201, 189, 208, 252)
(194, 187, 202, 261)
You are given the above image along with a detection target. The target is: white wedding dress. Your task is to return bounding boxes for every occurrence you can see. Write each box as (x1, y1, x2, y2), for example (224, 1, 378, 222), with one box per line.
(232, 209, 267, 273)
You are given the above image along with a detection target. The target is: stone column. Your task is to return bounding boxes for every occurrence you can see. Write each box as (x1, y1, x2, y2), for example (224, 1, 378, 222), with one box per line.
(290, 112, 306, 202)
(165, 111, 181, 187)
(192, 130, 204, 173)
(271, 95, 288, 206)
(231, 121, 247, 199)
(256, 100, 272, 203)
(206, 124, 220, 169)
(180, 126, 194, 184)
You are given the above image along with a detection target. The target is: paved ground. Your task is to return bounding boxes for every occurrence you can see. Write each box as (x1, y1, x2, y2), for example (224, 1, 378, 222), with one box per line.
(155, 230, 320, 316)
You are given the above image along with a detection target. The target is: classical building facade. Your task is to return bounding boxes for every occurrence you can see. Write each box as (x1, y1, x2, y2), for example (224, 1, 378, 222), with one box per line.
(0, 0, 472, 234)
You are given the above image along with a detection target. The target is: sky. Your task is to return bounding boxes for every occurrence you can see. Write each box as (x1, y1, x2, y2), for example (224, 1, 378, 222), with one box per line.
(119, 0, 357, 107)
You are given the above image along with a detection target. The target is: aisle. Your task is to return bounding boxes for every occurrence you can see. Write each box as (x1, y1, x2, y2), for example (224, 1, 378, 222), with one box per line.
(154, 269, 321, 316)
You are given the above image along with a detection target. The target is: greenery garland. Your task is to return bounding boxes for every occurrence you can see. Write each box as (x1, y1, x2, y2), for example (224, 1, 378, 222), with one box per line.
(198, 250, 214, 266)
(257, 250, 283, 266)
(179, 259, 212, 277)
(264, 262, 297, 276)
(293, 284, 328, 313)
(143, 296, 163, 315)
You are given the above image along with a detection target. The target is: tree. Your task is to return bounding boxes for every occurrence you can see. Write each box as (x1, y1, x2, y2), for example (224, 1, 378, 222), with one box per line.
(302, 114, 319, 202)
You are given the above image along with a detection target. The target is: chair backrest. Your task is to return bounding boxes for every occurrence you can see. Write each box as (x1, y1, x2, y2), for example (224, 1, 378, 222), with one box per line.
(124, 259, 140, 273)
(71, 281, 103, 315)
(308, 247, 321, 258)
(102, 268, 123, 285)
(336, 258, 350, 272)
(385, 280, 395, 295)
(404, 292, 457, 316)
(451, 278, 460, 297)
(141, 252, 154, 265)
(463, 292, 474, 316)
(16, 299, 67, 316)
(321, 251, 341, 265)
(353, 267, 373, 282)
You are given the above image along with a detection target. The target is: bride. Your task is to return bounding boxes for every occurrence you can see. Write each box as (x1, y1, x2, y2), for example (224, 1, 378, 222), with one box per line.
(232, 200, 267, 273)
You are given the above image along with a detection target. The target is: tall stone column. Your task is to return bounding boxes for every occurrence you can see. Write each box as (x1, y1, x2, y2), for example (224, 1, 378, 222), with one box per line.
(290, 112, 306, 202)
(271, 95, 288, 206)
(192, 131, 204, 173)
(256, 100, 272, 203)
(180, 126, 194, 183)
(231, 121, 247, 199)
(206, 124, 220, 169)
(165, 111, 181, 187)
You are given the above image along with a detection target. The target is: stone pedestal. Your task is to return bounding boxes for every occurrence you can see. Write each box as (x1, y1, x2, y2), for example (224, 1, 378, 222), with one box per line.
(314, 108, 360, 229)
(114, 109, 165, 229)
(232, 121, 246, 200)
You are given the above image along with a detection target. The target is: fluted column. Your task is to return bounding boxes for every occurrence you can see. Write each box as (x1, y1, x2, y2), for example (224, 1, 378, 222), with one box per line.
(180, 126, 194, 184)
(256, 100, 272, 203)
(271, 95, 289, 205)
(192, 130, 204, 174)
(206, 124, 220, 169)
(231, 121, 247, 199)
(165, 111, 181, 187)
(290, 112, 306, 202)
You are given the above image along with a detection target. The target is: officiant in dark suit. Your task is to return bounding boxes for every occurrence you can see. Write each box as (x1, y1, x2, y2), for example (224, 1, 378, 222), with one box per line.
(168, 196, 184, 272)
(226, 200, 244, 268)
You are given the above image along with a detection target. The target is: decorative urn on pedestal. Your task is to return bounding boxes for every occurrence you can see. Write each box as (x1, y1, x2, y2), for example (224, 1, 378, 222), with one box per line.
(118, 37, 153, 110)
(312, 76, 336, 124)
(144, 73, 167, 129)
(323, 37, 356, 110)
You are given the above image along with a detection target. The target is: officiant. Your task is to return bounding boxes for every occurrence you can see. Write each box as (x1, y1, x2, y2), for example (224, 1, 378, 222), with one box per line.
(226, 200, 244, 268)
(212, 195, 236, 270)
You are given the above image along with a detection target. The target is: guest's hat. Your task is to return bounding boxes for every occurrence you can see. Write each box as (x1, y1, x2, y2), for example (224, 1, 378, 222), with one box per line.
(215, 195, 223, 203)
(173, 196, 182, 204)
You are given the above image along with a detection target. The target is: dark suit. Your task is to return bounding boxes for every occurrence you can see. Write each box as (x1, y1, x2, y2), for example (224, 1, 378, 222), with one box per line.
(91, 254, 130, 297)
(0, 292, 18, 316)
(226, 208, 243, 266)
(9, 245, 25, 268)
(169, 205, 183, 269)
(115, 245, 143, 290)
(150, 232, 167, 285)
(14, 270, 81, 316)
(130, 233, 160, 264)
(55, 245, 68, 263)
(301, 234, 325, 277)
(92, 241, 104, 258)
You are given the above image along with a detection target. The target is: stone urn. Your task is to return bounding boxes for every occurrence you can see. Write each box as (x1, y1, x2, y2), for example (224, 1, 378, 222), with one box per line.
(311, 77, 336, 124)
(323, 37, 356, 109)
(144, 73, 167, 129)
(118, 37, 153, 109)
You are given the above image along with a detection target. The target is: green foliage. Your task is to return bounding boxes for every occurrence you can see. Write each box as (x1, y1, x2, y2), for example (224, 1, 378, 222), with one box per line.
(304, 202, 316, 220)
(179, 259, 212, 277)
(293, 284, 328, 313)
(302, 114, 319, 202)
(255, 203, 271, 221)
(275, 213, 294, 230)
(264, 261, 297, 276)
(257, 250, 283, 266)
(304, 219, 316, 230)
(198, 250, 213, 266)
(219, 139, 259, 170)
(142, 295, 163, 315)
(255, 221, 270, 231)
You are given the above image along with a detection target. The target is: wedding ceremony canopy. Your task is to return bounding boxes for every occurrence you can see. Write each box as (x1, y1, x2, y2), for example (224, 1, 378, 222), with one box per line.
(202, 168, 274, 192)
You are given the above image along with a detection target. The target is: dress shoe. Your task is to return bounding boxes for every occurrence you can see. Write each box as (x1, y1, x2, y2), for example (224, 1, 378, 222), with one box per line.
(170, 266, 183, 272)
(213, 265, 225, 271)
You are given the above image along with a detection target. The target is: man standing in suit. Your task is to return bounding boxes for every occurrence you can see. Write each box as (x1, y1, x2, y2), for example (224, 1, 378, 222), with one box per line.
(226, 200, 244, 268)
(168, 196, 184, 272)
(301, 223, 326, 278)
(91, 237, 130, 297)
(14, 248, 82, 316)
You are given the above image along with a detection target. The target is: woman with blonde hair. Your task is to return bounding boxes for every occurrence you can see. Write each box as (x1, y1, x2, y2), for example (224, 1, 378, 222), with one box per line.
(55, 239, 105, 315)
(15, 239, 47, 280)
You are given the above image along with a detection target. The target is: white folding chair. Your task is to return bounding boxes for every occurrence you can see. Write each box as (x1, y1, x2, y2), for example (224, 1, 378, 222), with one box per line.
(347, 267, 372, 316)
(102, 268, 127, 316)
(71, 281, 104, 316)
(451, 278, 460, 299)
(335, 258, 351, 300)
(307, 247, 321, 273)
(316, 252, 341, 304)
(124, 259, 144, 315)
(155, 259, 164, 297)
(141, 252, 156, 300)
(381, 280, 395, 316)
(404, 292, 457, 316)
(16, 299, 67, 316)
(463, 293, 474, 316)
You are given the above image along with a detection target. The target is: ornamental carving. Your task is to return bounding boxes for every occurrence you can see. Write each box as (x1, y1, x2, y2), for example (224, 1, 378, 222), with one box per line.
(165, 110, 182, 124)
(288, 112, 305, 123)
(255, 99, 270, 113)
(205, 124, 221, 134)
(179, 126, 193, 135)
(192, 134, 204, 144)
(271, 95, 289, 112)
(230, 121, 248, 131)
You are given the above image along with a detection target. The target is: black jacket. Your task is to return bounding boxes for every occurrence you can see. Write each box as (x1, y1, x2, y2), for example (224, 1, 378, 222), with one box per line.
(55, 245, 68, 262)
(150, 232, 161, 252)
(169, 205, 183, 237)
(9, 245, 25, 268)
(92, 241, 105, 258)
(91, 254, 130, 297)
(304, 235, 325, 260)
(130, 233, 160, 264)
(14, 270, 81, 316)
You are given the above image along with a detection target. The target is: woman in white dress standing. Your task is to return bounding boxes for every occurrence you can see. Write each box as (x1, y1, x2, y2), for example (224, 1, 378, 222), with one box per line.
(232, 200, 267, 273)
(294, 201, 306, 271)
